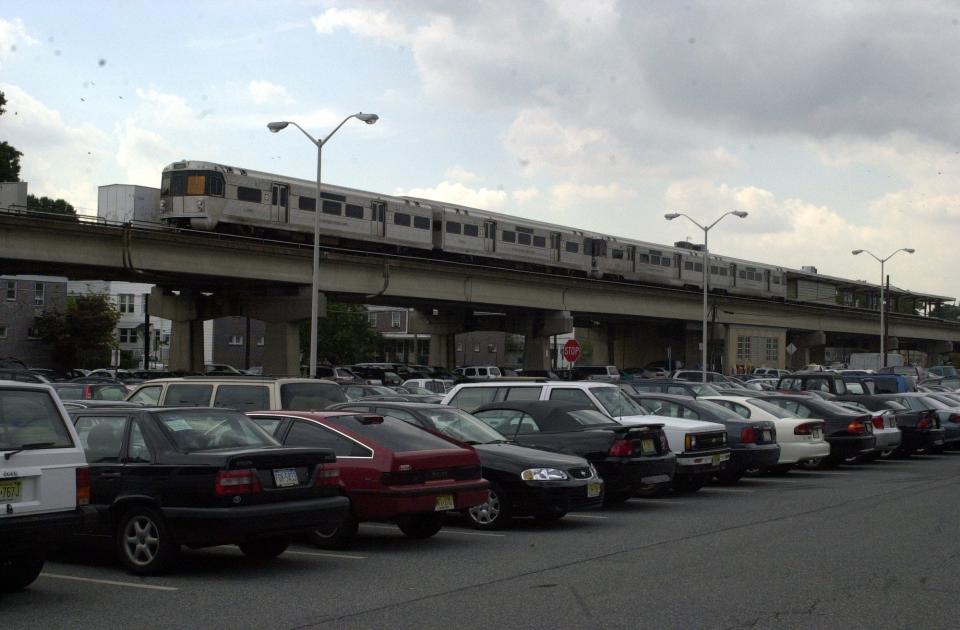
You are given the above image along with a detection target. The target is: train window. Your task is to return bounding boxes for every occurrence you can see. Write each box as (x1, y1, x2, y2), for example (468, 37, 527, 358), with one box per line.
(772, 275, 781, 284)
(208, 174, 224, 197)
(237, 186, 262, 203)
(533, 235, 546, 248)
(637, 253, 649, 263)
(463, 224, 480, 237)
(710, 265, 719, 274)
(517, 227, 533, 234)
(612, 249, 623, 259)
(684, 261, 694, 270)
(322, 200, 342, 216)
(299, 196, 316, 211)
(345, 204, 364, 219)
(446, 221, 462, 235)
(661, 258, 671, 267)
(652, 255, 662, 265)
(565, 241, 579, 253)
(186, 175, 205, 195)
(321, 192, 347, 203)
(394, 212, 411, 227)
(413, 216, 431, 230)
(518, 233, 532, 246)
(739, 270, 746, 279)
(719, 268, 728, 276)
(693, 263, 703, 272)
(502, 231, 516, 243)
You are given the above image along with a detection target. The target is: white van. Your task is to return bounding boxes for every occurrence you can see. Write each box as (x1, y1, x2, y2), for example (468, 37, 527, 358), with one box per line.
(454, 366, 502, 380)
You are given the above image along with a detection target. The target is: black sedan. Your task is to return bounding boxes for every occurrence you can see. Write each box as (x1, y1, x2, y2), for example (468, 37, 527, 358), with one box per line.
(836, 394, 946, 455)
(760, 395, 876, 464)
(469, 401, 676, 503)
(629, 394, 779, 483)
(331, 402, 604, 529)
(68, 407, 349, 574)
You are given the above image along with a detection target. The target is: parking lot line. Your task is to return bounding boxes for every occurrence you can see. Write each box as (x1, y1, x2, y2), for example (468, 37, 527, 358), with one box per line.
(796, 470, 851, 476)
(40, 573, 178, 592)
(285, 550, 367, 560)
(361, 523, 507, 538)
(702, 487, 755, 494)
(565, 514, 609, 520)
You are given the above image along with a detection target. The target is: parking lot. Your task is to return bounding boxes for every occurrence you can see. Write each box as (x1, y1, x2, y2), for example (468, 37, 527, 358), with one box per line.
(4, 453, 959, 629)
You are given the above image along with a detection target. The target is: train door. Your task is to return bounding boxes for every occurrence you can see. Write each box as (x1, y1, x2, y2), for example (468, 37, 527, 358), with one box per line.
(372, 201, 387, 238)
(485, 220, 497, 254)
(627, 245, 637, 273)
(270, 184, 288, 223)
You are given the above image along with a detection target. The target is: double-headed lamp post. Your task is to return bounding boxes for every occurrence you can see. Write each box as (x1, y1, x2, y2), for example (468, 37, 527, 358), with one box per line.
(851, 247, 915, 369)
(664, 211, 749, 383)
(268, 112, 379, 378)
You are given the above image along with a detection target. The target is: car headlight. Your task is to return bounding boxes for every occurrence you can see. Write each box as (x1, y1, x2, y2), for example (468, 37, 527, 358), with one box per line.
(520, 468, 569, 481)
(684, 434, 696, 450)
(721, 433, 727, 444)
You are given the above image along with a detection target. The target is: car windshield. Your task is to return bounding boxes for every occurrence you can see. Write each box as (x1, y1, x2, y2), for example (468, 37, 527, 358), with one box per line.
(406, 386, 434, 395)
(566, 409, 620, 426)
(592, 387, 645, 417)
(694, 399, 744, 420)
(280, 383, 348, 410)
(0, 388, 75, 450)
(919, 396, 951, 410)
(747, 398, 800, 418)
(420, 408, 507, 444)
(156, 409, 278, 451)
(690, 383, 722, 396)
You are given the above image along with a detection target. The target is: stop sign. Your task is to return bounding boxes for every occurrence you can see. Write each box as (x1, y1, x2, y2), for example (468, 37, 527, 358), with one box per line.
(562, 339, 581, 363)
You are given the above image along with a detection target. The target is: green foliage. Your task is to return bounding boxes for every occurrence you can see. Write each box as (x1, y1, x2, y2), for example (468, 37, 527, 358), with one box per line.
(300, 303, 383, 365)
(35, 294, 121, 370)
(27, 194, 77, 218)
(0, 141, 21, 183)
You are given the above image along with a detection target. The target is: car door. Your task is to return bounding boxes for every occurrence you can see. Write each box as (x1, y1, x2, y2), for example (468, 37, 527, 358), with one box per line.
(72, 414, 130, 533)
(120, 416, 164, 504)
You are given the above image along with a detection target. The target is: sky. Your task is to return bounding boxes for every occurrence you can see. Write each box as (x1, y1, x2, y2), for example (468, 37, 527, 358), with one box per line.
(1, 1, 959, 300)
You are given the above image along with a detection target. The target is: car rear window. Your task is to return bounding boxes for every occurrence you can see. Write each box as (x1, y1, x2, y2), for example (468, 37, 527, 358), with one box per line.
(449, 387, 499, 411)
(54, 385, 85, 400)
(156, 409, 278, 451)
(0, 388, 74, 450)
(334, 415, 461, 452)
(281, 383, 347, 410)
(747, 398, 800, 418)
(213, 385, 270, 411)
(165, 384, 213, 406)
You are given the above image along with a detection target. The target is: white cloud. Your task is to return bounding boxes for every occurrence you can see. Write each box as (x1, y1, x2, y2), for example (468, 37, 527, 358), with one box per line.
(443, 166, 479, 184)
(512, 187, 541, 204)
(395, 181, 508, 210)
(248, 80, 294, 105)
(0, 18, 38, 66)
(115, 119, 177, 188)
(134, 88, 197, 128)
(312, 8, 410, 42)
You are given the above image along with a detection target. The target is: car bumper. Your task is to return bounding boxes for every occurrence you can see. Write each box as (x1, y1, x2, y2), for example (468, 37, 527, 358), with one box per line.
(351, 479, 490, 520)
(163, 496, 350, 544)
(598, 452, 677, 495)
(826, 435, 876, 459)
(778, 440, 831, 465)
(941, 424, 960, 445)
(900, 428, 945, 452)
(728, 444, 781, 472)
(2, 507, 93, 557)
(511, 480, 605, 516)
(675, 448, 731, 477)
(872, 428, 902, 452)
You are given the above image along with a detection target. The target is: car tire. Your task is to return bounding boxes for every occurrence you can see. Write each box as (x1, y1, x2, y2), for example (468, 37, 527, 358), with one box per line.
(879, 449, 896, 459)
(308, 511, 360, 550)
(238, 538, 289, 559)
(713, 469, 743, 484)
(466, 482, 513, 530)
(765, 464, 794, 476)
(0, 555, 45, 592)
(397, 513, 445, 539)
(672, 475, 706, 493)
(115, 506, 179, 575)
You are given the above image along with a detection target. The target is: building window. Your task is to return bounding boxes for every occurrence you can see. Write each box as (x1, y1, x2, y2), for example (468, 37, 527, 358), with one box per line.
(228, 335, 244, 346)
(766, 337, 778, 361)
(736, 335, 752, 362)
(34, 283, 44, 306)
(473, 344, 481, 352)
(4, 281, 14, 301)
(487, 344, 497, 353)
(0, 326, 6, 339)
(391, 312, 401, 328)
(118, 328, 137, 344)
(456, 342, 464, 352)
(118, 294, 135, 314)
(367, 313, 377, 326)
(257, 337, 265, 347)
(27, 326, 42, 340)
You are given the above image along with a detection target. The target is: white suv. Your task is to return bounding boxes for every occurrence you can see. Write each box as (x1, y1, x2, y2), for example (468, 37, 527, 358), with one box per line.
(442, 381, 730, 491)
(1, 381, 90, 591)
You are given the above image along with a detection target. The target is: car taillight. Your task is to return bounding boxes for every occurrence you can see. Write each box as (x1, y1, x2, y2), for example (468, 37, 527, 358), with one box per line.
(917, 417, 932, 430)
(84, 385, 93, 400)
(794, 423, 815, 435)
(847, 421, 866, 434)
(872, 414, 885, 430)
(609, 438, 633, 457)
(314, 464, 340, 486)
(739, 427, 757, 444)
(950, 413, 960, 424)
(658, 432, 670, 453)
(215, 469, 262, 496)
(75, 467, 90, 507)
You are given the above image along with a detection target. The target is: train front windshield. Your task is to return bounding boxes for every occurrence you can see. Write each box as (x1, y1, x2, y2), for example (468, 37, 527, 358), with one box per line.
(161, 170, 225, 198)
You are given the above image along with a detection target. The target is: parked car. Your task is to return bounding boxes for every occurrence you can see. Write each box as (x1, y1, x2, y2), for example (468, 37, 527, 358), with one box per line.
(702, 395, 831, 474)
(827, 399, 903, 459)
(834, 394, 944, 456)
(629, 394, 779, 483)
(878, 365, 929, 380)
(571, 365, 620, 382)
(758, 395, 877, 464)
(350, 366, 403, 386)
(247, 411, 489, 547)
(1, 381, 91, 592)
(61, 400, 144, 410)
(331, 401, 604, 528)
(443, 382, 729, 492)
(673, 370, 728, 383)
(927, 365, 958, 379)
(403, 378, 455, 394)
(515, 369, 561, 380)
(126, 377, 347, 411)
(87, 368, 143, 384)
(315, 365, 360, 385)
(877, 393, 960, 451)
(753, 368, 791, 378)
(0, 368, 48, 383)
(454, 366, 503, 380)
(471, 401, 676, 502)
(344, 384, 404, 400)
(204, 363, 244, 375)
(777, 371, 850, 395)
(52, 381, 130, 401)
(622, 380, 723, 397)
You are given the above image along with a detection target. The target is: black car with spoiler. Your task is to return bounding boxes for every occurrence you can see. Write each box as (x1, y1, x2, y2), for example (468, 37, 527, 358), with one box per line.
(68, 407, 349, 575)
(470, 401, 676, 503)
(760, 395, 877, 464)
(835, 394, 946, 455)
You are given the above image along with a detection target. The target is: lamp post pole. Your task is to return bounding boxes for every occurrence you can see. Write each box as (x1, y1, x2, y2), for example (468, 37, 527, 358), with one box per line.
(851, 247, 915, 369)
(268, 113, 379, 378)
(665, 211, 748, 383)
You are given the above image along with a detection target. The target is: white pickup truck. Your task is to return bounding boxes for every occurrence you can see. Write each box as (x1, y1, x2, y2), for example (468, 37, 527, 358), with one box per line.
(442, 381, 730, 491)
(1, 381, 90, 591)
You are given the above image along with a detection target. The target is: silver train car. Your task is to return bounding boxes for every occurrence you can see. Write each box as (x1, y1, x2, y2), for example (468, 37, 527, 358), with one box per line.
(158, 160, 787, 300)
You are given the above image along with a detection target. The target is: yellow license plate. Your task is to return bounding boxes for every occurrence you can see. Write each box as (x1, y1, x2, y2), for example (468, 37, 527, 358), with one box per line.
(0, 480, 22, 502)
(641, 438, 656, 454)
(587, 482, 602, 498)
(712, 455, 722, 466)
(434, 495, 454, 511)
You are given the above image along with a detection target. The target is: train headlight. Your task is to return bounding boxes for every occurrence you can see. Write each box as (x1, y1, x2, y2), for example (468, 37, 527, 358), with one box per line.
(159, 199, 166, 210)
(196, 199, 204, 210)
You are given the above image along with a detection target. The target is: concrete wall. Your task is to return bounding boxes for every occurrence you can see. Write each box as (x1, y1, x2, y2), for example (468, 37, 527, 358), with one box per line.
(725, 324, 787, 374)
(212, 316, 266, 370)
(0, 275, 68, 368)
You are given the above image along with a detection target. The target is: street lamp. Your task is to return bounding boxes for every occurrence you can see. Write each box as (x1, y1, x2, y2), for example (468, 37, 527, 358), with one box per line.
(665, 210, 748, 383)
(851, 247, 915, 369)
(268, 112, 379, 378)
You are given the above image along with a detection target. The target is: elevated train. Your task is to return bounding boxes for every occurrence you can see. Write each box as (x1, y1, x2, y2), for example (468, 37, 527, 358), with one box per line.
(159, 160, 788, 299)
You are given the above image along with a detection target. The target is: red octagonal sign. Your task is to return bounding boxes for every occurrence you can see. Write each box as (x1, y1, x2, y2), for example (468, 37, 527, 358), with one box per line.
(562, 339, 582, 363)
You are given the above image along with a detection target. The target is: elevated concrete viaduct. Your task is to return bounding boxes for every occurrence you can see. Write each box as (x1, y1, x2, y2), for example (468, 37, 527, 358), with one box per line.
(2, 213, 958, 372)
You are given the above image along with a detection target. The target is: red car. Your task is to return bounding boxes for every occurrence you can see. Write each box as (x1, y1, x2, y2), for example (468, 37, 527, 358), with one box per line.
(248, 411, 489, 547)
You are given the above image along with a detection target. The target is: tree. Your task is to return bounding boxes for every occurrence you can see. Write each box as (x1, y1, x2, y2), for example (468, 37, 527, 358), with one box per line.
(0, 90, 23, 182)
(35, 294, 121, 370)
(300, 303, 383, 365)
(27, 194, 77, 217)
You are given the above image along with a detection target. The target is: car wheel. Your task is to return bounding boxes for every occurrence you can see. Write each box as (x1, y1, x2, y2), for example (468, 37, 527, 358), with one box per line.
(308, 510, 360, 549)
(466, 482, 513, 530)
(238, 538, 289, 559)
(397, 513, 445, 539)
(0, 555, 45, 592)
(672, 475, 706, 493)
(765, 464, 794, 476)
(879, 449, 896, 459)
(713, 469, 743, 484)
(115, 506, 179, 575)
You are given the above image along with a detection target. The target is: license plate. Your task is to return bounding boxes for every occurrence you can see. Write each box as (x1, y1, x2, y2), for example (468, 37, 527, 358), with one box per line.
(812, 428, 822, 439)
(0, 480, 21, 502)
(587, 482, 602, 498)
(641, 438, 656, 454)
(434, 495, 455, 511)
(272, 468, 299, 488)
(762, 430, 772, 442)
(712, 454, 722, 466)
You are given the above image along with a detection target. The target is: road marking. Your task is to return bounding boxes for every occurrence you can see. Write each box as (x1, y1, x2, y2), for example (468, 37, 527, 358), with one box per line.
(703, 487, 755, 494)
(40, 573, 178, 592)
(285, 550, 367, 560)
(629, 499, 688, 505)
(565, 514, 608, 520)
(797, 470, 850, 476)
(361, 523, 507, 538)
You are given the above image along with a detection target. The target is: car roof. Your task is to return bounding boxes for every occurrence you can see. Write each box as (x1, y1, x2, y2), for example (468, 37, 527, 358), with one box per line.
(629, 392, 696, 401)
(133, 377, 339, 385)
(0, 379, 54, 391)
(338, 401, 446, 410)
(473, 400, 597, 415)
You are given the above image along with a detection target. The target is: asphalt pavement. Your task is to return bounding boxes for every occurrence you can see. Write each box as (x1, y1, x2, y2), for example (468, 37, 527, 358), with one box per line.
(6, 454, 960, 629)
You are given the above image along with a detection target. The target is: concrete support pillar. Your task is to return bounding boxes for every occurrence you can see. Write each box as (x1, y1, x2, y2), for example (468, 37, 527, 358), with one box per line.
(428, 333, 458, 369)
(263, 321, 301, 377)
(521, 311, 572, 370)
(522, 335, 551, 370)
(168, 319, 204, 373)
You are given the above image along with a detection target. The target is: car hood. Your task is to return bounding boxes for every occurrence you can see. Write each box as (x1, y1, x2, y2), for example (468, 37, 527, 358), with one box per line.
(617, 414, 726, 433)
(472, 442, 590, 470)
